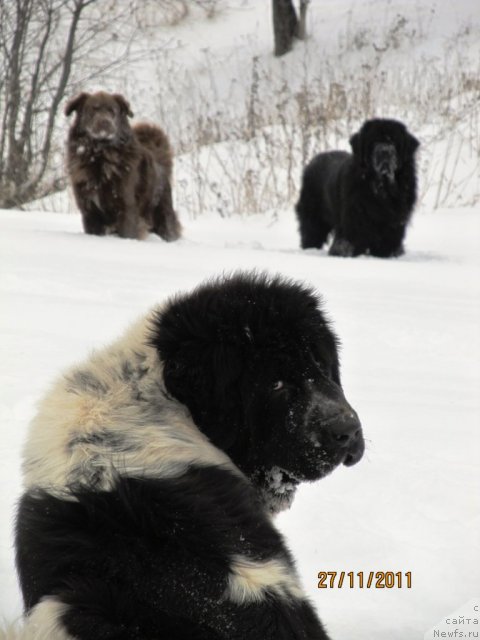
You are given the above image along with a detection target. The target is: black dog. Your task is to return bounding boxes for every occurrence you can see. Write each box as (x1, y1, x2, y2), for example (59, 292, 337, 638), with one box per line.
(296, 118, 420, 257)
(14, 273, 364, 639)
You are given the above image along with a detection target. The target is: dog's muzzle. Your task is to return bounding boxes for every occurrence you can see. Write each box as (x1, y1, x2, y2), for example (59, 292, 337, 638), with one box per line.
(372, 143, 398, 183)
(86, 119, 116, 141)
(323, 406, 364, 466)
(308, 390, 364, 467)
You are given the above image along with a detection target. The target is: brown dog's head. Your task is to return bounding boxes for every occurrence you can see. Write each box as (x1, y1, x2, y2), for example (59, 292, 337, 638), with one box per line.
(65, 91, 134, 143)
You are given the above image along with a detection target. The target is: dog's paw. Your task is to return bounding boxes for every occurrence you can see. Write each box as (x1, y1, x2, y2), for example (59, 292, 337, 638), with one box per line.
(391, 244, 405, 258)
(329, 237, 356, 257)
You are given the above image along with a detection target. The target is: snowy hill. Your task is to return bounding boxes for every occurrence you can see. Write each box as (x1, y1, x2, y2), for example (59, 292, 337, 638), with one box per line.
(1, 0, 480, 637)
(1, 206, 479, 638)
(38, 0, 480, 217)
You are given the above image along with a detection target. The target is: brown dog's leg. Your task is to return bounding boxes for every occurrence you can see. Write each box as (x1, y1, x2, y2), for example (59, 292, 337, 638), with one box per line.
(116, 204, 143, 240)
(80, 202, 108, 236)
(153, 183, 182, 242)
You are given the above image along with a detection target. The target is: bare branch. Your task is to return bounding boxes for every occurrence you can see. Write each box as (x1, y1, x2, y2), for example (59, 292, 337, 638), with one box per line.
(0, 0, 145, 207)
(20, 3, 55, 167)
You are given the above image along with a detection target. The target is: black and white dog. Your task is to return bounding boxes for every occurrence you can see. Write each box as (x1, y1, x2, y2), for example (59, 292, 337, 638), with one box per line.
(13, 273, 364, 639)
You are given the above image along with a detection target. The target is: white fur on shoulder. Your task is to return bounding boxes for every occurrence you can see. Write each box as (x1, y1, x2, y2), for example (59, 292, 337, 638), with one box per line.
(22, 308, 240, 495)
(226, 555, 305, 604)
(0, 599, 73, 640)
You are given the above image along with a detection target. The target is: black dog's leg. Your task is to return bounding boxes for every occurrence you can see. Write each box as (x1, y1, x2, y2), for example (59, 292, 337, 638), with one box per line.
(330, 233, 405, 258)
(390, 243, 405, 257)
(295, 190, 331, 250)
(369, 228, 406, 258)
(329, 235, 362, 257)
(369, 243, 405, 258)
(298, 217, 331, 250)
(152, 182, 182, 242)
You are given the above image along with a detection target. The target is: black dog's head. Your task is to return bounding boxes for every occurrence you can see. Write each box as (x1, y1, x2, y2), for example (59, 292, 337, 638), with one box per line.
(151, 273, 364, 513)
(350, 118, 419, 184)
(65, 91, 134, 144)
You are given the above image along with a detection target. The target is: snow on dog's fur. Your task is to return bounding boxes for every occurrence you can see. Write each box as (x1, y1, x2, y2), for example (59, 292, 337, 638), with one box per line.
(65, 91, 181, 242)
(12, 272, 364, 639)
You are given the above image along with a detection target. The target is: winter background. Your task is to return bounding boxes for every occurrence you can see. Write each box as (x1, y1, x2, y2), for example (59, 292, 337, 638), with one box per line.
(1, 0, 479, 638)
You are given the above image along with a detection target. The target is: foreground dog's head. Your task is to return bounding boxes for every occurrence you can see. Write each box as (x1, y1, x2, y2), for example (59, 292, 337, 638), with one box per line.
(350, 118, 419, 184)
(65, 91, 134, 143)
(151, 273, 364, 513)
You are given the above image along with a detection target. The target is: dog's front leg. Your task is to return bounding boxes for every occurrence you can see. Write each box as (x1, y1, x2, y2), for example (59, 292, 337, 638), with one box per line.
(116, 199, 141, 239)
(73, 183, 108, 235)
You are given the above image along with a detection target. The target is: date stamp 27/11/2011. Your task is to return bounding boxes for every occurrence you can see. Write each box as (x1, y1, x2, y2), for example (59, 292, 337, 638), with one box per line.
(317, 571, 412, 589)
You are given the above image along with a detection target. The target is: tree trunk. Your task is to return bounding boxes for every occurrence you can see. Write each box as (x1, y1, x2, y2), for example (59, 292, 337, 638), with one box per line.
(296, 0, 310, 40)
(272, 0, 298, 57)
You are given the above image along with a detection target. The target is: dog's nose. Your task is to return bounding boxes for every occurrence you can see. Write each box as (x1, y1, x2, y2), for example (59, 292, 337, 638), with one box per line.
(308, 386, 365, 466)
(325, 409, 362, 448)
(373, 143, 397, 176)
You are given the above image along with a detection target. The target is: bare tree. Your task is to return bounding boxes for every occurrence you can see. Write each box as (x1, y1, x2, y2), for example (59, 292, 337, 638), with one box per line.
(272, 0, 310, 57)
(296, 0, 309, 40)
(0, 0, 136, 209)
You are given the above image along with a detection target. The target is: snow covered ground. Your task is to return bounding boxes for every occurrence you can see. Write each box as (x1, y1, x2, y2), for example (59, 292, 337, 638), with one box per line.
(1, 0, 479, 636)
(1, 205, 479, 638)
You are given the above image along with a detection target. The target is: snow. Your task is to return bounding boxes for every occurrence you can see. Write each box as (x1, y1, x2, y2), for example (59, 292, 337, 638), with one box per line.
(1, 205, 479, 638)
(1, 0, 479, 636)
(47, 0, 479, 217)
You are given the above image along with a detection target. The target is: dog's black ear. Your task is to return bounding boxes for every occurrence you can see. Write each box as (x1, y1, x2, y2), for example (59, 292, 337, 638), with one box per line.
(65, 92, 89, 116)
(349, 132, 362, 159)
(151, 305, 246, 451)
(113, 94, 134, 118)
(162, 343, 244, 450)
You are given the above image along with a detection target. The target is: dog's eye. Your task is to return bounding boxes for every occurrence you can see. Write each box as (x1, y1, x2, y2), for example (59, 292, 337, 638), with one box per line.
(272, 381, 284, 391)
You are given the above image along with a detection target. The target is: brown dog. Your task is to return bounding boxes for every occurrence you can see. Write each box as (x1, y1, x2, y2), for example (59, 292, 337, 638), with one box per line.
(65, 91, 182, 241)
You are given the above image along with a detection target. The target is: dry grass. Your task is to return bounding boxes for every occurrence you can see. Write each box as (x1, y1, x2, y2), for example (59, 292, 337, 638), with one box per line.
(24, 3, 480, 216)
(133, 0, 222, 28)
(139, 7, 480, 217)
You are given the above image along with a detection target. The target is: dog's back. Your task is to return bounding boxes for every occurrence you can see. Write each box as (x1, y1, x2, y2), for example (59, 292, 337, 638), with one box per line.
(133, 123, 173, 180)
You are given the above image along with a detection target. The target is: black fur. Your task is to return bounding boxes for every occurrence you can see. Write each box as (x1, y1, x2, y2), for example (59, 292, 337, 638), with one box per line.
(152, 273, 364, 498)
(17, 469, 296, 639)
(16, 273, 364, 639)
(296, 118, 420, 258)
